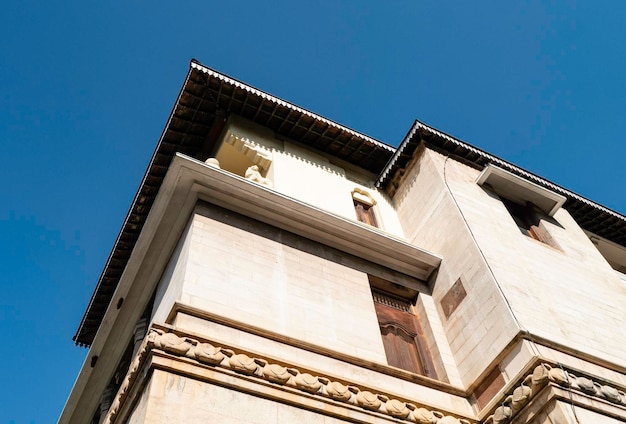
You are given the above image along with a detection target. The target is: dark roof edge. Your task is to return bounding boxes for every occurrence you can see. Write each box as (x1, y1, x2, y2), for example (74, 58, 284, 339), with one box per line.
(377, 119, 626, 225)
(73, 60, 395, 346)
(189, 61, 395, 153)
(72, 64, 197, 346)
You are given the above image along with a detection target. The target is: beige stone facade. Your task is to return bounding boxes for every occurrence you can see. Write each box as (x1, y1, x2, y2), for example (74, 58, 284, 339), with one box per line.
(60, 62, 626, 424)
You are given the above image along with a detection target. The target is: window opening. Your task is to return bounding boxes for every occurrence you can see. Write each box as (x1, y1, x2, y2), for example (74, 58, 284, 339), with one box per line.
(502, 199, 557, 247)
(371, 286, 437, 378)
(354, 199, 378, 227)
(352, 188, 378, 228)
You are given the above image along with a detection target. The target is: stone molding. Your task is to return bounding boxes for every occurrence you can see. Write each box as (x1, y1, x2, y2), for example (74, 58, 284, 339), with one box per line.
(104, 327, 474, 424)
(104, 326, 626, 424)
(482, 362, 626, 424)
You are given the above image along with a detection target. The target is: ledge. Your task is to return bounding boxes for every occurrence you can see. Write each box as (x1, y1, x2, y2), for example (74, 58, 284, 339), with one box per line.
(169, 153, 441, 280)
(59, 153, 441, 423)
(105, 326, 476, 424)
(476, 164, 566, 217)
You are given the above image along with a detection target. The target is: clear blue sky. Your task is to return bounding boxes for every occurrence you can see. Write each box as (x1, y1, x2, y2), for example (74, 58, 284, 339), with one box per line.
(1, 2, 624, 422)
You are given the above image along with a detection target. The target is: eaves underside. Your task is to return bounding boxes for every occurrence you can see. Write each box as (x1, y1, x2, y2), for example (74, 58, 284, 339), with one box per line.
(377, 120, 626, 247)
(73, 61, 395, 346)
(74, 61, 626, 347)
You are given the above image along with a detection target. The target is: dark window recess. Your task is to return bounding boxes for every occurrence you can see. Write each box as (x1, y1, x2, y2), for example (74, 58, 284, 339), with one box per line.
(354, 200, 378, 227)
(473, 366, 506, 409)
(372, 289, 437, 379)
(502, 199, 557, 247)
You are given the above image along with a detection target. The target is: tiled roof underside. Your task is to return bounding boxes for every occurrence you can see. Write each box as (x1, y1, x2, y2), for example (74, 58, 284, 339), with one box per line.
(73, 63, 394, 347)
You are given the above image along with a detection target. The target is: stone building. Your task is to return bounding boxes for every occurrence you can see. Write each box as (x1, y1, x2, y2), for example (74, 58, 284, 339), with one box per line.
(60, 61, 626, 424)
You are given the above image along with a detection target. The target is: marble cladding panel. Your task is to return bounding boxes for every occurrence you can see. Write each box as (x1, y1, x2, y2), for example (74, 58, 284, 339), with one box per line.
(180, 202, 388, 363)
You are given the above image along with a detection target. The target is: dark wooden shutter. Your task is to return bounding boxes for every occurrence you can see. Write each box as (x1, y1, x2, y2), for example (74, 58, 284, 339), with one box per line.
(372, 291, 437, 378)
(354, 200, 378, 227)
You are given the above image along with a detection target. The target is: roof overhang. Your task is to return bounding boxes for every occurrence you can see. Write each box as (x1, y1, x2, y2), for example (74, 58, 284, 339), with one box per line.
(377, 120, 626, 247)
(74, 63, 626, 348)
(476, 165, 566, 217)
(73, 61, 395, 347)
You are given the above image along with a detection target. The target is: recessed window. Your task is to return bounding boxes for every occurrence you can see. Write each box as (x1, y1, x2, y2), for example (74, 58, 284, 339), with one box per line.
(370, 279, 437, 378)
(354, 199, 378, 227)
(502, 199, 559, 248)
(352, 189, 378, 227)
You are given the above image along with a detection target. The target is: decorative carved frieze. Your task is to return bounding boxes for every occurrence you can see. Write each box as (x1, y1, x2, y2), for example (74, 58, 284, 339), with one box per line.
(245, 165, 273, 188)
(225, 134, 272, 172)
(104, 327, 473, 424)
(104, 328, 626, 424)
(483, 363, 626, 424)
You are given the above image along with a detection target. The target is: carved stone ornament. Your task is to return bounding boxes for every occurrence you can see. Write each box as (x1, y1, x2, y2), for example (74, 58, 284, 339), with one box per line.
(104, 327, 476, 424)
(530, 363, 550, 391)
(385, 398, 412, 419)
(293, 372, 326, 394)
(599, 384, 623, 404)
(204, 158, 220, 168)
(105, 329, 626, 424)
(228, 353, 264, 375)
(413, 407, 441, 424)
(510, 377, 531, 413)
(483, 362, 626, 424)
(354, 390, 381, 411)
(225, 134, 272, 171)
(192, 342, 231, 365)
(262, 363, 295, 385)
(245, 165, 273, 188)
(547, 365, 569, 386)
(573, 376, 596, 395)
(324, 381, 355, 402)
(152, 331, 193, 355)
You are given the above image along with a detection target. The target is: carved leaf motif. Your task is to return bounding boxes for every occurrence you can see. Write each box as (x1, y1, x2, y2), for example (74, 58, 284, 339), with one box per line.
(492, 405, 512, 424)
(263, 363, 291, 385)
(193, 343, 225, 365)
(575, 377, 596, 395)
(531, 364, 550, 390)
(600, 385, 622, 403)
(548, 367, 569, 386)
(355, 390, 381, 411)
(413, 407, 437, 424)
(294, 373, 323, 393)
(325, 381, 352, 402)
(511, 384, 532, 412)
(385, 399, 410, 419)
(156, 333, 193, 355)
(228, 354, 258, 375)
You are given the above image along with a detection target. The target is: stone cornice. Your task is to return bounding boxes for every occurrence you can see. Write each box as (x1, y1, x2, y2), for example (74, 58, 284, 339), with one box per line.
(168, 302, 465, 396)
(480, 361, 626, 424)
(104, 326, 626, 424)
(104, 326, 475, 424)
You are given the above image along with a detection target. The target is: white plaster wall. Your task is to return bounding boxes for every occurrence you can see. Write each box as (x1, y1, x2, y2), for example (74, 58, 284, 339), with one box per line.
(393, 148, 520, 386)
(218, 117, 405, 238)
(439, 152, 626, 370)
(177, 202, 388, 363)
